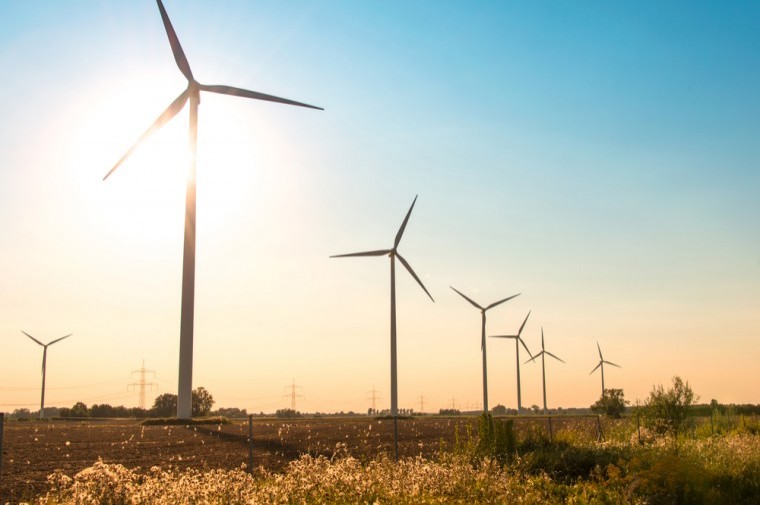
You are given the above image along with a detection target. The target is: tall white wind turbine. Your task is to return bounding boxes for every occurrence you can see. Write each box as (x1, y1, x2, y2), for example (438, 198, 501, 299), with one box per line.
(589, 341, 621, 397)
(525, 327, 564, 413)
(331, 195, 434, 459)
(490, 311, 533, 414)
(450, 287, 519, 414)
(103, 0, 321, 419)
(22, 331, 72, 419)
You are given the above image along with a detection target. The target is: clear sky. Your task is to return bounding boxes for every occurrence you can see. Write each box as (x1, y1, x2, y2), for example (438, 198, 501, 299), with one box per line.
(1, 1, 758, 414)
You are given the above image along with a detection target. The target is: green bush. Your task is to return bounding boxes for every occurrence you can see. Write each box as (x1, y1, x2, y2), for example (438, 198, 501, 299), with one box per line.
(643, 376, 699, 436)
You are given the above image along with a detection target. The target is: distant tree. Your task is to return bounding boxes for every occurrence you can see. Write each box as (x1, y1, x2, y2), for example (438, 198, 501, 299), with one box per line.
(130, 407, 149, 419)
(531, 404, 541, 414)
(150, 387, 215, 418)
(643, 376, 698, 436)
(11, 408, 32, 419)
(439, 408, 460, 416)
(214, 407, 248, 418)
(276, 408, 300, 418)
(152, 393, 177, 417)
(491, 404, 507, 415)
(710, 398, 720, 414)
(192, 387, 215, 417)
(70, 402, 89, 418)
(591, 389, 628, 418)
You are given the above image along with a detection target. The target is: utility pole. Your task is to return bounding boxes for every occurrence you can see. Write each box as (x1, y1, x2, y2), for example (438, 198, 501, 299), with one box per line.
(366, 386, 381, 413)
(129, 359, 157, 409)
(282, 378, 304, 411)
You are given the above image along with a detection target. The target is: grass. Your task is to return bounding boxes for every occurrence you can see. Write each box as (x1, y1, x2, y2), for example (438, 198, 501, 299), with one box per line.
(29, 415, 760, 504)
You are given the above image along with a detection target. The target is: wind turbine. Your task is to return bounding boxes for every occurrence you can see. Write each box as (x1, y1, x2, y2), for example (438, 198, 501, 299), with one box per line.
(103, 0, 321, 419)
(525, 327, 564, 413)
(331, 195, 434, 459)
(589, 342, 621, 397)
(450, 287, 519, 414)
(22, 331, 72, 419)
(490, 311, 533, 414)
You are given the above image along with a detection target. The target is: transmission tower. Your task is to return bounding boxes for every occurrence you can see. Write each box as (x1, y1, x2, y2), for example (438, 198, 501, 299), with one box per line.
(129, 359, 157, 409)
(282, 378, 304, 411)
(418, 394, 426, 414)
(366, 386, 381, 413)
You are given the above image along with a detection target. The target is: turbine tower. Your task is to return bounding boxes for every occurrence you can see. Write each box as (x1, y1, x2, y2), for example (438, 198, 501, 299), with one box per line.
(450, 286, 519, 414)
(490, 311, 533, 414)
(331, 195, 434, 459)
(589, 342, 621, 396)
(103, 0, 321, 419)
(525, 327, 564, 413)
(22, 331, 72, 419)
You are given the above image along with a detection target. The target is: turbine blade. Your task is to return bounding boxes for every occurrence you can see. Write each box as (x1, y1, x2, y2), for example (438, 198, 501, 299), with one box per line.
(199, 84, 323, 110)
(489, 334, 517, 339)
(48, 334, 72, 346)
(484, 293, 520, 311)
(393, 195, 418, 249)
(396, 253, 434, 302)
(103, 89, 189, 180)
(604, 360, 621, 368)
(22, 331, 44, 347)
(156, 0, 194, 81)
(517, 310, 531, 336)
(518, 337, 533, 359)
(541, 327, 545, 350)
(597, 341, 603, 360)
(450, 286, 482, 310)
(330, 249, 391, 258)
(545, 351, 565, 363)
(524, 352, 541, 364)
(589, 362, 601, 375)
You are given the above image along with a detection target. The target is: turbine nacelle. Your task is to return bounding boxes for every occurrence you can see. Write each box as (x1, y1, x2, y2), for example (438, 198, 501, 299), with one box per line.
(489, 310, 533, 359)
(103, 0, 321, 182)
(330, 195, 434, 302)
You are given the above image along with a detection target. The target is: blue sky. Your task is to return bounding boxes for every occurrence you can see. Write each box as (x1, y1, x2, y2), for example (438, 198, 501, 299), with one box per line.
(1, 1, 758, 413)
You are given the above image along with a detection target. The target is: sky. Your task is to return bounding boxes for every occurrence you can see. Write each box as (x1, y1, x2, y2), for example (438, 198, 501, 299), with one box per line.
(1, 1, 758, 415)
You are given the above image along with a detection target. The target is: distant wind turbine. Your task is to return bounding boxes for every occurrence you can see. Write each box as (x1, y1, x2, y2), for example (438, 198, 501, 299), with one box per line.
(525, 327, 564, 413)
(490, 311, 533, 414)
(103, 0, 321, 419)
(22, 331, 72, 419)
(331, 195, 434, 459)
(589, 342, 621, 397)
(450, 286, 519, 414)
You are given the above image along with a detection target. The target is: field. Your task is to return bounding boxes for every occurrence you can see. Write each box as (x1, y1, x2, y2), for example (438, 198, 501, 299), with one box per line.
(2, 415, 759, 503)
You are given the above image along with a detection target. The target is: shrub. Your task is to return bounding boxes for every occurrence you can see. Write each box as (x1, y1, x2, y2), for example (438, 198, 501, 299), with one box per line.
(643, 376, 699, 436)
(590, 389, 628, 418)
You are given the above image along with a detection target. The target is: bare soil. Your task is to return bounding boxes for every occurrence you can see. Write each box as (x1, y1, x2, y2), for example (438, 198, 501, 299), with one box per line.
(0, 416, 477, 502)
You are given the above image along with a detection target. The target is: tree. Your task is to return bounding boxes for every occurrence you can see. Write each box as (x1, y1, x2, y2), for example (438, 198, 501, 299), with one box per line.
(152, 393, 177, 417)
(591, 389, 628, 418)
(151, 387, 215, 418)
(11, 408, 32, 419)
(276, 408, 300, 418)
(192, 387, 215, 417)
(643, 376, 699, 436)
(70, 402, 89, 418)
(491, 404, 507, 416)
